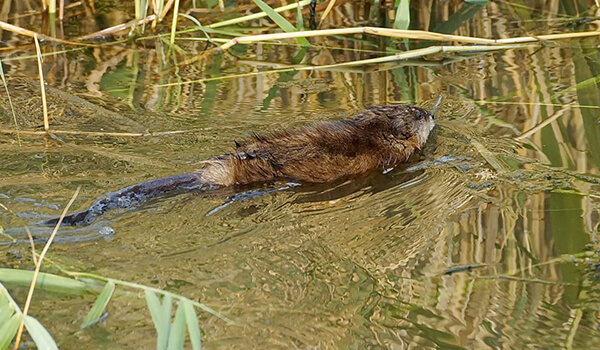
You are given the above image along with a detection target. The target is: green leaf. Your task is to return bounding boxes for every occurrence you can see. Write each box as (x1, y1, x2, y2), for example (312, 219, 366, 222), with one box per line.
(430, 2, 485, 35)
(0, 292, 13, 325)
(208, 0, 311, 29)
(166, 302, 186, 350)
(145, 291, 172, 350)
(183, 299, 202, 350)
(145, 291, 162, 326)
(0, 269, 87, 295)
(0, 314, 21, 350)
(159, 294, 173, 349)
(252, 0, 310, 46)
(81, 281, 115, 328)
(23, 315, 58, 350)
(296, 2, 304, 30)
(393, 0, 410, 30)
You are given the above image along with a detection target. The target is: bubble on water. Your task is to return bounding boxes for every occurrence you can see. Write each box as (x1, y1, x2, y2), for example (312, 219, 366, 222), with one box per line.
(99, 226, 115, 241)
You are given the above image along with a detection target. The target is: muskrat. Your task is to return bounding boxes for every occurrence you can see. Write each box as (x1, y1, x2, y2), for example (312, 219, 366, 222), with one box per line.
(44, 104, 435, 226)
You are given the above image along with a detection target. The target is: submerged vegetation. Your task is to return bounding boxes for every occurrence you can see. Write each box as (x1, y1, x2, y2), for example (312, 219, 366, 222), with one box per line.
(1, 0, 600, 348)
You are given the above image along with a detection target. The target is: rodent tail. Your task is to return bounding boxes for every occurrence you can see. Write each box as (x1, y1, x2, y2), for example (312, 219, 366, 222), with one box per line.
(42, 172, 206, 227)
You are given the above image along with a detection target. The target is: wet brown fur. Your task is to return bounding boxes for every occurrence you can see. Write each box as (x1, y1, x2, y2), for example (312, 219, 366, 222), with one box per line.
(201, 105, 435, 185)
(45, 105, 434, 226)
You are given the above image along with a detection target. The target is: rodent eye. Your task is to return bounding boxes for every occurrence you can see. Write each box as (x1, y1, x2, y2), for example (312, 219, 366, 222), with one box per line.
(416, 112, 423, 120)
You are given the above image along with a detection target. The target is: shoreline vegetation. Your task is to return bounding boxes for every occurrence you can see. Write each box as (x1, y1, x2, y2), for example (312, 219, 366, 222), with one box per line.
(1, 1, 600, 349)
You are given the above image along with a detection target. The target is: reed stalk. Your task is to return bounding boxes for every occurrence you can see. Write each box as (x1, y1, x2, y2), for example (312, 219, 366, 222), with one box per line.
(33, 35, 49, 132)
(0, 20, 94, 46)
(160, 44, 529, 87)
(0, 58, 21, 146)
(160, 0, 177, 21)
(0, 127, 214, 137)
(13, 188, 80, 349)
(219, 26, 600, 50)
(319, 0, 337, 27)
(169, 0, 181, 45)
(48, 0, 56, 14)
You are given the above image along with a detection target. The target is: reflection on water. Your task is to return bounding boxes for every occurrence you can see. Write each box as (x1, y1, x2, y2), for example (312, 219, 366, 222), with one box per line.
(1, 1, 600, 349)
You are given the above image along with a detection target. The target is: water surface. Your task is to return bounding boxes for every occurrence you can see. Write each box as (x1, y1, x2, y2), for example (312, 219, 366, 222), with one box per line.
(1, 1, 600, 349)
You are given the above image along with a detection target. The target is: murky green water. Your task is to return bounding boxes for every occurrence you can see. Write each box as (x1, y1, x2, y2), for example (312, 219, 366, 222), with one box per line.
(1, 1, 600, 349)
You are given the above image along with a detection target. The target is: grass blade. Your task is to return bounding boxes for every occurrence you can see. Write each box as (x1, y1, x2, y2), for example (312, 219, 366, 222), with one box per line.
(0, 58, 20, 146)
(431, 2, 485, 34)
(0, 285, 22, 350)
(81, 281, 115, 328)
(69, 271, 233, 324)
(208, 0, 311, 29)
(23, 315, 58, 350)
(251, 0, 298, 32)
(183, 299, 202, 350)
(393, 0, 410, 30)
(296, 2, 304, 30)
(252, 0, 309, 46)
(166, 302, 186, 350)
(145, 291, 172, 350)
(169, 0, 181, 45)
(145, 290, 162, 322)
(0, 269, 87, 295)
(0, 314, 21, 350)
(0, 290, 13, 324)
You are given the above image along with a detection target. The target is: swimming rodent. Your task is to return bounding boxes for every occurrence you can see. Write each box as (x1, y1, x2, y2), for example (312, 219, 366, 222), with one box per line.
(44, 104, 435, 226)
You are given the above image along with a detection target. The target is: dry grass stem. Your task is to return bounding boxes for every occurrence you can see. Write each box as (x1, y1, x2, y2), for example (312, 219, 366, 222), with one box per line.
(482, 101, 599, 109)
(78, 15, 157, 40)
(161, 44, 527, 87)
(34, 34, 49, 132)
(25, 227, 38, 266)
(0, 203, 21, 243)
(516, 104, 572, 140)
(220, 27, 495, 50)
(565, 309, 583, 350)
(0, 20, 92, 46)
(13, 187, 81, 350)
(0, 59, 21, 146)
(8, 1, 81, 20)
(0, 127, 213, 137)
(318, 0, 338, 29)
(160, 0, 177, 20)
(219, 26, 600, 51)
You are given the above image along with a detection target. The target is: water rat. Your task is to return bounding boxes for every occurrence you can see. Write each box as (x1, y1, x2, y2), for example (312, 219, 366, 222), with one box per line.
(44, 104, 435, 226)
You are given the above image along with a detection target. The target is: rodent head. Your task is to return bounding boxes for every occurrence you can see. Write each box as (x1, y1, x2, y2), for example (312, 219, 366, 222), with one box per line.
(393, 105, 435, 146)
(361, 105, 435, 147)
